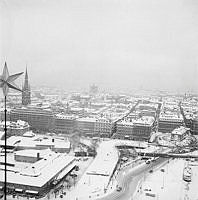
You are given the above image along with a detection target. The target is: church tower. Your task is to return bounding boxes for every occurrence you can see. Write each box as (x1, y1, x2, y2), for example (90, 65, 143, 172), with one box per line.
(22, 68, 31, 105)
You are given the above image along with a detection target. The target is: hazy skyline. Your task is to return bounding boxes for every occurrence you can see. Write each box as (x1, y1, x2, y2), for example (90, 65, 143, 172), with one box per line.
(0, 0, 198, 93)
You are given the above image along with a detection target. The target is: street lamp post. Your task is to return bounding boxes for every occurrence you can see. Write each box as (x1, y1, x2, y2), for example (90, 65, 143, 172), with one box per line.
(4, 95, 7, 200)
(160, 169, 165, 189)
(0, 62, 23, 200)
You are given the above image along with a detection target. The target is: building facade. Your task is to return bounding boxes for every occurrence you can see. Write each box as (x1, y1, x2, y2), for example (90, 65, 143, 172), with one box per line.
(132, 122, 153, 141)
(116, 121, 133, 139)
(10, 107, 54, 131)
(115, 116, 155, 141)
(192, 117, 198, 135)
(94, 117, 113, 137)
(54, 114, 76, 134)
(158, 114, 184, 133)
(76, 117, 96, 136)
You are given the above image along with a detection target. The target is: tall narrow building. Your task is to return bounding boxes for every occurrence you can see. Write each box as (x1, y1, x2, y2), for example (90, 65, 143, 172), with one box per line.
(22, 68, 31, 105)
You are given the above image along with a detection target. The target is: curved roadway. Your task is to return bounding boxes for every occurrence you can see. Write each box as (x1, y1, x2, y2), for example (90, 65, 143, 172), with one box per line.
(97, 158, 169, 200)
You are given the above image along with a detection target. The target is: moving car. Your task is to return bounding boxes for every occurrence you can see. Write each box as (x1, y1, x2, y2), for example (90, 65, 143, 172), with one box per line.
(183, 167, 192, 182)
(116, 186, 122, 192)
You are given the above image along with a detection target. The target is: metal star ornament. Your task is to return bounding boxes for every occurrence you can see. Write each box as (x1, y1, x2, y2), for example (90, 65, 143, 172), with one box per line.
(0, 62, 23, 96)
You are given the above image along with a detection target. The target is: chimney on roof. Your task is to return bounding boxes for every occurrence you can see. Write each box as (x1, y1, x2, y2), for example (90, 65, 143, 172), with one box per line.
(37, 153, 40, 161)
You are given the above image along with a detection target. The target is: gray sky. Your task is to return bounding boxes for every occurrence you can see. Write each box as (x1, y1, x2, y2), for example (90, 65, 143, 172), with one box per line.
(0, 0, 198, 93)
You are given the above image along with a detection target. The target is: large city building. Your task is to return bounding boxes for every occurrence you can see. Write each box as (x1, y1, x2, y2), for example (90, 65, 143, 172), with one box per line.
(115, 116, 155, 141)
(158, 102, 184, 133)
(94, 117, 113, 137)
(10, 107, 54, 131)
(75, 116, 118, 138)
(116, 121, 133, 139)
(191, 117, 198, 135)
(76, 117, 96, 136)
(158, 113, 184, 133)
(132, 116, 155, 141)
(180, 99, 198, 135)
(54, 114, 77, 134)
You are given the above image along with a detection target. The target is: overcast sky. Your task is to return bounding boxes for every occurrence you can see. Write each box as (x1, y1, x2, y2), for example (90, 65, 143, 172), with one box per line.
(0, 0, 198, 93)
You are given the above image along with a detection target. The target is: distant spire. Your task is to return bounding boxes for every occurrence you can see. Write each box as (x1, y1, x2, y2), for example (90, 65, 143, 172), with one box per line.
(22, 65, 31, 106)
(25, 66, 28, 80)
(23, 66, 29, 90)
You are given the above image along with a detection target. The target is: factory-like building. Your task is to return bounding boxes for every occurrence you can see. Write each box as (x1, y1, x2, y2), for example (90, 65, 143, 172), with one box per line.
(10, 107, 54, 132)
(0, 150, 76, 197)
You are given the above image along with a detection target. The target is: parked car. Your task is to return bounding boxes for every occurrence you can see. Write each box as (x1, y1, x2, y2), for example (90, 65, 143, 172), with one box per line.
(116, 186, 122, 192)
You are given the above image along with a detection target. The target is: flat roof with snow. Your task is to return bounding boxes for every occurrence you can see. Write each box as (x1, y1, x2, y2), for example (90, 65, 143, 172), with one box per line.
(0, 153, 76, 188)
(2, 135, 70, 149)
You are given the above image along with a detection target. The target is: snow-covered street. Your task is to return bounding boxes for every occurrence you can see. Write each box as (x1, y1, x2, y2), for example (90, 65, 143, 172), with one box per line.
(133, 158, 198, 200)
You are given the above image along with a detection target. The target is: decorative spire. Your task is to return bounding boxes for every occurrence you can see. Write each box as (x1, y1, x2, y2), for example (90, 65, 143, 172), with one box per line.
(25, 66, 28, 80)
(0, 62, 23, 96)
(23, 66, 29, 90)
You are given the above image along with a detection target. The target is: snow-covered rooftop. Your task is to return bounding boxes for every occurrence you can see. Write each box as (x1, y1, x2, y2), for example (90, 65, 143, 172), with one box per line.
(0, 153, 76, 188)
(0, 120, 29, 129)
(77, 117, 97, 123)
(171, 126, 190, 136)
(1, 134, 70, 149)
(55, 114, 77, 120)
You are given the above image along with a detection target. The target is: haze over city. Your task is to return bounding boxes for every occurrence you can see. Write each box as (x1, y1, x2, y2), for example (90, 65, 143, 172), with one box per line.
(1, 1, 198, 199)
(0, 0, 198, 93)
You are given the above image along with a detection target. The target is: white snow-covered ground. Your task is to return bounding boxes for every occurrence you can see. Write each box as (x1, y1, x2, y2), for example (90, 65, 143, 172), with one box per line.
(65, 140, 163, 200)
(66, 140, 119, 200)
(133, 157, 198, 200)
(4, 139, 174, 200)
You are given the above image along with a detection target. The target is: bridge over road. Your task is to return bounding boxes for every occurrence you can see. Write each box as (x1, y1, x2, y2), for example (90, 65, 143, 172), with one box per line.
(137, 151, 198, 159)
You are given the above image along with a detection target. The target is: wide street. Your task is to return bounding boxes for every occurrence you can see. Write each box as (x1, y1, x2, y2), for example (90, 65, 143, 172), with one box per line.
(98, 158, 169, 200)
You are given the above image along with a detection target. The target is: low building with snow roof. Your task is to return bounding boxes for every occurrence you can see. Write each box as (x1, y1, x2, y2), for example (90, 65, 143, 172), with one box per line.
(0, 150, 76, 195)
(1, 134, 70, 153)
(14, 149, 50, 163)
(171, 126, 190, 141)
(0, 120, 30, 136)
